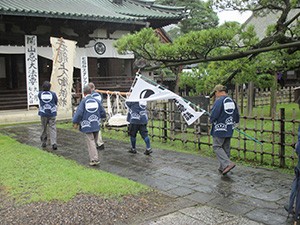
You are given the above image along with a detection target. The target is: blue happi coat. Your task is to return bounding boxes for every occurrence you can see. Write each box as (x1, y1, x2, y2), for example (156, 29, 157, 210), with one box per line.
(126, 101, 148, 124)
(91, 91, 103, 103)
(38, 91, 58, 117)
(210, 95, 240, 137)
(73, 95, 106, 133)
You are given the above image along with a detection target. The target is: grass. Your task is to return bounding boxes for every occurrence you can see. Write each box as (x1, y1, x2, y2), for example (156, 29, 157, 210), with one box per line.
(0, 134, 149, 204)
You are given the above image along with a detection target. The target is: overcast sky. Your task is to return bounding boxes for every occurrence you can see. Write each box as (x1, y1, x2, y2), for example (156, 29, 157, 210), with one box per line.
(217, 10, 252, 24)
(164, 9, 252, 31)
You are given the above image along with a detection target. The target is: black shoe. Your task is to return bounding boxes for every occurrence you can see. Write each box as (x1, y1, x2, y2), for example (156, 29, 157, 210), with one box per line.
(89, 160, 100, 166)
(52, 144, 57, 150)
(97, 144, 105, 150)
(128, 148, 137, 154)
(41, 143, 46, 148)
(144, 148, 152, 155)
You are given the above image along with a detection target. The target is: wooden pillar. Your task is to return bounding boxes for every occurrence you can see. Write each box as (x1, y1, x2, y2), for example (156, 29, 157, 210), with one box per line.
(269, 72, 278, 118)
(247, 81, 254, 116)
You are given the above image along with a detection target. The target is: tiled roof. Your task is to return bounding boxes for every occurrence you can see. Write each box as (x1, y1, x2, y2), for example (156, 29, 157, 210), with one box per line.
(244, 9, 300, 40)
(0, 0, 186, 24)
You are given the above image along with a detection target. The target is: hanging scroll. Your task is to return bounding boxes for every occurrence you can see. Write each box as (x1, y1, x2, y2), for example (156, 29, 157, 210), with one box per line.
(80, 56, 89, 96)
(50, 37, 77, 114)
(25, 35, 39, 107)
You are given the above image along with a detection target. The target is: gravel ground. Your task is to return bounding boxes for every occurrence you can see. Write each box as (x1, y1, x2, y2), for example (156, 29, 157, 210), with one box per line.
(0, 187, 174, 225)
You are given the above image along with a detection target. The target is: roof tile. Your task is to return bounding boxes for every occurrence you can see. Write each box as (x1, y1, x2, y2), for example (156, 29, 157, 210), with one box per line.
(0, 0, 186, 24)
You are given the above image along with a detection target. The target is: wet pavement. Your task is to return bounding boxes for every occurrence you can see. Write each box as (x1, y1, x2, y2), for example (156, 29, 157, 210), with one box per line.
(1, 124, 296, 225)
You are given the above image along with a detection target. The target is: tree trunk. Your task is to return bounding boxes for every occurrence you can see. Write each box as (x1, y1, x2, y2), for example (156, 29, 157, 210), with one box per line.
(247, 82, 254, 116)
(269, 72, 278, 118)
(171, 66, 181, 94)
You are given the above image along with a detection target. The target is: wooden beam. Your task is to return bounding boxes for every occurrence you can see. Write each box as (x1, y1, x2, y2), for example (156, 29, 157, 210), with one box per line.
(96, 90, 129, 96)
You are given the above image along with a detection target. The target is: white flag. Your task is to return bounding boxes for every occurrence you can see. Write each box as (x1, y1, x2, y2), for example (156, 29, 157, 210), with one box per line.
(173, 97, 205, 125)
(127, 75, 177, 102)
(127, 75, 204, 125)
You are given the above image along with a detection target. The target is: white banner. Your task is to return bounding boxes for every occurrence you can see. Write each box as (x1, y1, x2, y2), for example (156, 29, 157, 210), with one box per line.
(50, 37, 77, 113)
(173, 97, 205, 125)
(25, 35, 39, 107)
(127, 75, 204, 125)
(127, 75, 177, 102)
(80, 56, 89, 96)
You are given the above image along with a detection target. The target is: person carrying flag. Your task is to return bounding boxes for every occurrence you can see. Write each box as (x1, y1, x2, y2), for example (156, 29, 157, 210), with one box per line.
(125, 100, 152, 155)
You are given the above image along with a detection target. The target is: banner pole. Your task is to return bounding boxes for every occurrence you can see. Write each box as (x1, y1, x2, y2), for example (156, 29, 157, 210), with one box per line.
(128, 72, 141, 93)
(234, 128, 263, 145)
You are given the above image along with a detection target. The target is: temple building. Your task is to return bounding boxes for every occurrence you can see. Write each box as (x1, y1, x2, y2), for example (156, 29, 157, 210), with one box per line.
(0, 0, 186, 122)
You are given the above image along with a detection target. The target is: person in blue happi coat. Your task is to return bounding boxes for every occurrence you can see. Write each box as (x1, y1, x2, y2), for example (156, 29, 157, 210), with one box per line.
(210, 84, 240, 175)
(73, 85, 106, 166)
(88, 82, 105, 150)
(38, 81, 58, 150)
(126, 100, 152, 155)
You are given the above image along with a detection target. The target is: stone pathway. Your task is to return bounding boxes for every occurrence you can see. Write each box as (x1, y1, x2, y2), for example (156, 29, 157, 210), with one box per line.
(2, 124, 295, 225)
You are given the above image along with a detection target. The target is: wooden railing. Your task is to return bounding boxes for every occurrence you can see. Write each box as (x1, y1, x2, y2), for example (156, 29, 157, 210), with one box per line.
(106, 100, 300, 169)
(89, 76, 134, 92)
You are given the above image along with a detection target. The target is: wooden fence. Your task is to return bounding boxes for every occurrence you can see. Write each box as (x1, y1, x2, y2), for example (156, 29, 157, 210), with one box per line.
(107, 100, 300, 169)
(232, 86, 295, 113)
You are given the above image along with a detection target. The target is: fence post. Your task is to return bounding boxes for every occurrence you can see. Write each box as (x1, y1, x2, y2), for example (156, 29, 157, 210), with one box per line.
(240, 86, 244, 114)
(163, 101, 168, 142)
(289, 86, 292, 103)
(280, 108, 285, 168)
